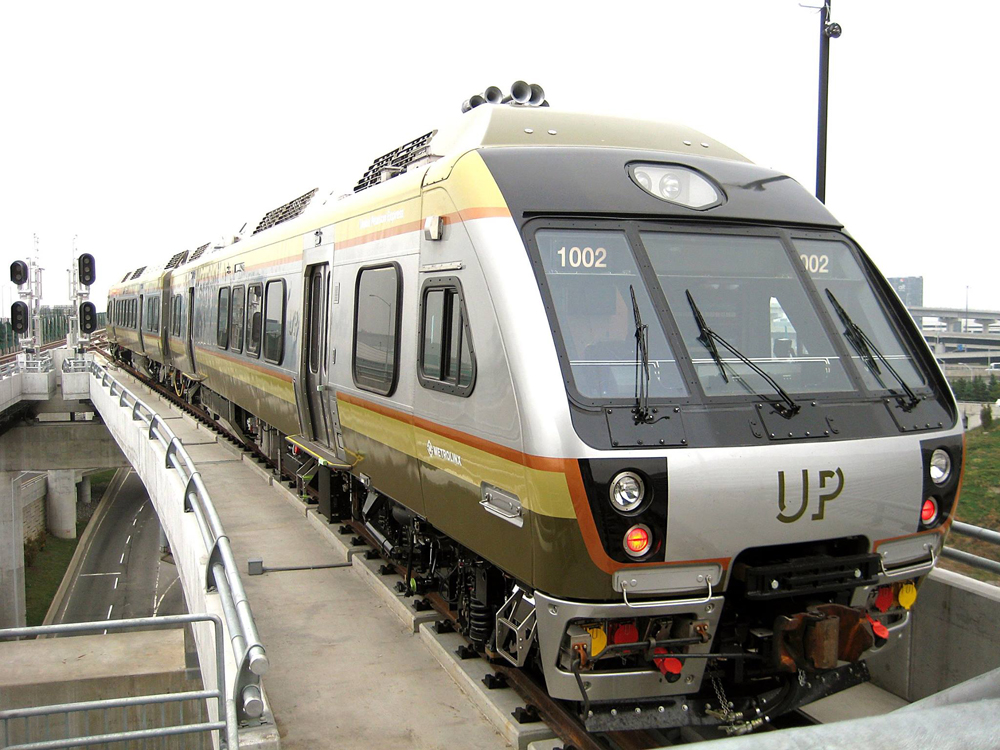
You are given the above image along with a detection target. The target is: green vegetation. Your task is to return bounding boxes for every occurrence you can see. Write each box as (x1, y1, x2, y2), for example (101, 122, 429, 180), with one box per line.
(24, 533, 81, 625)
(941, 425, 1000, 583)
(950, 374, 1000, 403)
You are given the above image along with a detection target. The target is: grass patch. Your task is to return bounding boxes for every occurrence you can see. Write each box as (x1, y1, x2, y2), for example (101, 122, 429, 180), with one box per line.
(23, 533, 81, 626)
(940, 426, 1000, 583)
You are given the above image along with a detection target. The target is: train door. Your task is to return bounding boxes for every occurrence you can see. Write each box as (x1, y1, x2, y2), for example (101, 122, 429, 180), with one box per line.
(137, 293, 146, 354)
(185, 286, 196, 374)
(304, 264, 332, 445)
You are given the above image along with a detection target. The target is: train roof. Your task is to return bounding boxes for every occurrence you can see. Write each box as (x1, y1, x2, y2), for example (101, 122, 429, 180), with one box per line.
(110, 106, 799, 290)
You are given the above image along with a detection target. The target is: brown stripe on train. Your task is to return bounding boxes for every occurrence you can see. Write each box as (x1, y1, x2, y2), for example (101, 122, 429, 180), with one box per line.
(336, 390, 730, 577)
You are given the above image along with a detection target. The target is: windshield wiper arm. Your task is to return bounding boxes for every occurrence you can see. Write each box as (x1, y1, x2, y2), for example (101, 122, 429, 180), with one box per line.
(686, 290, 801, 417)
(630, 285, 653, 424)
(824, 289, 920, 411)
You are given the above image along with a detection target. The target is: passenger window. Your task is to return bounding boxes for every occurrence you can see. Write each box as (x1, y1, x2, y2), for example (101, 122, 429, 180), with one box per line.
(231, 286, 245, 353)
(418, 280, 476, 396)
(172, 295, 183, 337)
(353, 265, 401, 395)
(217, 288, 230, 349)
(263, 280, 285, 364)
(246, 284, 263, 357)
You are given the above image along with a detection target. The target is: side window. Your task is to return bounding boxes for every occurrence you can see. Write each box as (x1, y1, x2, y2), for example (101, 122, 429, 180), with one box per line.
(171, 295, 182, 337)
(246, 283, 263, 357)
(263, 280, 285, 364)
(353, 264, 401, 395)
(418, 279, 476, 396)
(231, 285, 245, 353)
(152, 296, 160, 333)
(309, 272, 323, 374)
(217, 287, 230, 349)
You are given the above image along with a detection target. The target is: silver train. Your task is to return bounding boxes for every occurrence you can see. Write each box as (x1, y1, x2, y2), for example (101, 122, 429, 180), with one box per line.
(107, 86, 964, 733)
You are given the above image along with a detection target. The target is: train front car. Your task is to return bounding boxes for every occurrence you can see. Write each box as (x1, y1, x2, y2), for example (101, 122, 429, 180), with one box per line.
(458, 109, 962, 732)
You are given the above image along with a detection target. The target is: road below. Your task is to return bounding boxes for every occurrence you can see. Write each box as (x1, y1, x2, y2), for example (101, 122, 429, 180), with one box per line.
(53, 468, 185, 625)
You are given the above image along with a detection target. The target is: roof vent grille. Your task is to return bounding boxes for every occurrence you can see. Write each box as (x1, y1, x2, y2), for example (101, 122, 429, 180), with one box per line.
(130, 266, 146, 280)
(187, 243, 210, 263)
(253, 188, 318, 235)
(354, 131, 437, 193)
(164, 251, 188, 269)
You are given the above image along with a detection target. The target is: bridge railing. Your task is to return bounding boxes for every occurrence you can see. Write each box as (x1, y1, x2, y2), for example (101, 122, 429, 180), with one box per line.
(83, 358, 269, 736)
(0, 614, 232, 750)
(943, 521, 1000, 576)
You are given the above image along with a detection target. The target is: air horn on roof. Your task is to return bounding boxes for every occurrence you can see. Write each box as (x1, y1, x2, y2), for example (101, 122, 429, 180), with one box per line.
(462, 81, 547, 112)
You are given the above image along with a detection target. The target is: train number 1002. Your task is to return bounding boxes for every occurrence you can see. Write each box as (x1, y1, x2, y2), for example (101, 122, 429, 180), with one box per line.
(557, 246, 607, 269)
(800, 253, 829, 273)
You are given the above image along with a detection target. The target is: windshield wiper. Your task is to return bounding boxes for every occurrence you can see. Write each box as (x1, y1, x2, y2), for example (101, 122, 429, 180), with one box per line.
(630, 285, 654, 424)
(686, 290, 800, 418)
(825, 289, 920, 411)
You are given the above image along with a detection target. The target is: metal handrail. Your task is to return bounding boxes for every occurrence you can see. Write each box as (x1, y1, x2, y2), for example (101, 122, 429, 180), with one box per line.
(61, 357, 89, 373)
(943, 521, 1000, 577)
(86, 360, 269, 727)
(0, 614, 234, 749)
(0, 361, 17, 380)
(21, 354, 53, 374)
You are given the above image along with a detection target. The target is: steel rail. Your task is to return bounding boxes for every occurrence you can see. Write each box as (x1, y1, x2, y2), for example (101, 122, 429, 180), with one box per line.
(82, 358, 269, 727)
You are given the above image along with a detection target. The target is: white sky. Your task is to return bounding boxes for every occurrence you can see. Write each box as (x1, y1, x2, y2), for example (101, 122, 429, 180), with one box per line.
(1, 1, 995, 313)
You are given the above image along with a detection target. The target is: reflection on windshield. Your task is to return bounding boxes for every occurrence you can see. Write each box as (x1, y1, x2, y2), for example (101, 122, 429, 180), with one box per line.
(535, 229, 687, 400)
(640, 232, 854, 396)
(794, 238, 926, 392)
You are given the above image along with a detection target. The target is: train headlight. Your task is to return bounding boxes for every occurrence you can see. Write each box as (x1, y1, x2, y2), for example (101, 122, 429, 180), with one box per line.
(929, 449, 951, 485)
(609, 471, 644, 513)
(628, 163, 723, 209)
(623, 524, 652, 557)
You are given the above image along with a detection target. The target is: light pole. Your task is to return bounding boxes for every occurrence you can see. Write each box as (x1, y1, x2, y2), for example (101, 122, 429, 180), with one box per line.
(814, 0, 842, 203)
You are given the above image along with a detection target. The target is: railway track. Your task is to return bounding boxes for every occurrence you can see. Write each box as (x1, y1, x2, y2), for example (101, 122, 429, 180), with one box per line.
(87, 343, 817, 749)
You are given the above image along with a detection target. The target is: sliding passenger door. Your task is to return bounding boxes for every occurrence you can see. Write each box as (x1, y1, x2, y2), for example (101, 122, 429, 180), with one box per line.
(305, 264, 332, 445)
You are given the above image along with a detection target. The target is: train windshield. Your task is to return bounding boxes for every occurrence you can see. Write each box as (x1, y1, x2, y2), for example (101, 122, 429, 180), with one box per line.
(534, 229, 688, 400)
(791, 237, 927, 392)
(641, 231, 855, 396)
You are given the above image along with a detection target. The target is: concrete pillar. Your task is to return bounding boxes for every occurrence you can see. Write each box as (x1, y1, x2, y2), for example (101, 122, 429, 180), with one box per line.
(977, 319, 997, 334)
(45, 470, 77, 540)
(1, 471, 27, 628)
(77, 474, 92, 506)
(942, 317, 962, 333)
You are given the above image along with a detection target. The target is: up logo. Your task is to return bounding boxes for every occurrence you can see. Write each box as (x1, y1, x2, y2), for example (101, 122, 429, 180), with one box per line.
(776, 468, 845, 524)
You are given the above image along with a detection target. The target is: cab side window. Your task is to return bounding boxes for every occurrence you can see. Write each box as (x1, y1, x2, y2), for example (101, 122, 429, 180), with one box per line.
(246, 284, 263, 358)
(418, 278, 476, 396)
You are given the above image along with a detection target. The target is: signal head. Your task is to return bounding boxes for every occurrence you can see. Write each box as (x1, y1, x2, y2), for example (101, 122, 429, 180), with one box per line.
(78, 253, 96, 286)
(10, 260, 28, 286)
(11, 301, 29, 334)
(80, 301, 98, 334)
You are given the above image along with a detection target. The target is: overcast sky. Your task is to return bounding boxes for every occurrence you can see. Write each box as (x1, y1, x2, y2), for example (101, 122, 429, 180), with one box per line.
(1, 1, 995, 313)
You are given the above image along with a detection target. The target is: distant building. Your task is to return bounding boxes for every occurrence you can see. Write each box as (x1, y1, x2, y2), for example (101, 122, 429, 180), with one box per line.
(888, 276, 923, 308)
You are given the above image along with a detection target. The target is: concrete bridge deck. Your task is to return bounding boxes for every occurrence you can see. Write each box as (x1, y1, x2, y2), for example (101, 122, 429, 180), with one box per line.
(103, 367, 508, 749)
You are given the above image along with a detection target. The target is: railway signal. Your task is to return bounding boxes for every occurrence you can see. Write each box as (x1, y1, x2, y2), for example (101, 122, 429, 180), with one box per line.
(78, 253, 96, 286)
(10, 260, 28, 286)
(11, 301, 29, 334)
(79, 301, 98, 334)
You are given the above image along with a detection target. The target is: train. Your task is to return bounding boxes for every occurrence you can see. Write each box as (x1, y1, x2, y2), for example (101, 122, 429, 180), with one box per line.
(105, 83, 963, 734)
